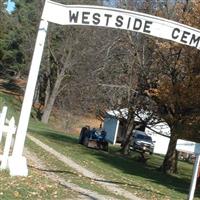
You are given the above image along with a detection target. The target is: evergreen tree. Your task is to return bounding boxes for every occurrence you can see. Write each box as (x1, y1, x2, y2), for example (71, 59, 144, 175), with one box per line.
(0, 0, 42, 78)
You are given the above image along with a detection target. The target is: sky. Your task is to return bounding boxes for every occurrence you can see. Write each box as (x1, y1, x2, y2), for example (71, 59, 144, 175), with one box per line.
(4, 0, 115, 14)
(5, 0, 15, 14)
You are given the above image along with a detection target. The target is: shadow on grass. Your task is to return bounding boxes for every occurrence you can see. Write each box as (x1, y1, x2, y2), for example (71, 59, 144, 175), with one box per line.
(28, 128, 200, 198)
(0, 81, 24, 95)
(29, 165, 77, 175)
(60, 183, 101, 200)
(29, 165, 105, 200)
(91, 150, 193, 195)
(28, 128, 78, 145)
(94, 178, 165, 197)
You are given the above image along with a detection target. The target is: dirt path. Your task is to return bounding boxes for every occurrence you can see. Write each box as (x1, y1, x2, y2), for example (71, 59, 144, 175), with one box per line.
(27, 134, 142, 200)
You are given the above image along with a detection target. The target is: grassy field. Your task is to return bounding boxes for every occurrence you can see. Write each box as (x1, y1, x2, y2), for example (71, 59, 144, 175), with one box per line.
(26, 137, 125, 200)
(0, 163, 79, 200)
(1, 92, 200, 200)
(28, 121, 200, 200)
(0, 94, 79, 199)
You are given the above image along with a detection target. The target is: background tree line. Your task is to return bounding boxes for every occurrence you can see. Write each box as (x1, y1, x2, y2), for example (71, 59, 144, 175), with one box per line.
(0, 0, 200, 174)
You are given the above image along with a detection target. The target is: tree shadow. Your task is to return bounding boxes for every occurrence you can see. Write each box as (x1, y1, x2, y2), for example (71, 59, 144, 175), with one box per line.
(59, 182, 103, 200)
(0, 81, 24, 95)
(93, 178, 165, 197)
(91, 151, 199, 197)
(28, 165, 77, 175)
(28, 128, 78, 145)
(29, 165, 103, 200)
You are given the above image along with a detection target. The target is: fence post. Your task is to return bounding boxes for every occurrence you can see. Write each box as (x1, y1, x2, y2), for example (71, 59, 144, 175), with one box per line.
(0, 106, 8, 142)
(188, 154, 200, 200)
(0, 117, 16, 170)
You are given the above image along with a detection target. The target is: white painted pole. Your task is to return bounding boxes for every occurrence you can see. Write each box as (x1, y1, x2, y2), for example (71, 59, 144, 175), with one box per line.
(1, 117, 16, 170)
(0, 106, 8, 142)
(188, 154, 200, 200)
(8, 19, 48, 176)
(12, 19, 48, 157)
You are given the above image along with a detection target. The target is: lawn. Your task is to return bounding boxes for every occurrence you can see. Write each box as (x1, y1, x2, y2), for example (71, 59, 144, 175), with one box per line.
(26, 137, 125, 200)
(0, 163, 79, 200)
(1, 91, 200, 200)
(28, 121, 200, 200)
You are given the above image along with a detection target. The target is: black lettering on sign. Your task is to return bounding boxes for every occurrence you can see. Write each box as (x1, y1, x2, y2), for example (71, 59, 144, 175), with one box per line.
(181, 31, 190, 43)
(82, 12, 90, 24)
(69, 11, 79, 23)
(172, 28, 180, 39)
(93, 13, 101, 25)
(127, 17, 131, 29)
(104, 14, 112, 26)
(133, 18, 142, 30)
(143, 21, 152, 33)
(190, 34, 200, 48)
(115, 15, 123, 27)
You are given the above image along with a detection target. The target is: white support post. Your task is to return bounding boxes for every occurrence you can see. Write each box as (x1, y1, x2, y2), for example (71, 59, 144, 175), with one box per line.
(8, 19, 48, 176)
(0, 106, 8, 142)
(188, 154, 200, 200)
(0, 117, 16, 170)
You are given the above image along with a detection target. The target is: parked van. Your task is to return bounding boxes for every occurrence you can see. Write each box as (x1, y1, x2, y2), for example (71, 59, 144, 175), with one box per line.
(130, 130, 155, 154)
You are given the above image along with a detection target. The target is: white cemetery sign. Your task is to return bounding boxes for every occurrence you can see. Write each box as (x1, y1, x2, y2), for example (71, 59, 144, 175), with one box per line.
(9, 1, 200, 198)
(42, 1, 200, 49)
(175, 140, 200, 200)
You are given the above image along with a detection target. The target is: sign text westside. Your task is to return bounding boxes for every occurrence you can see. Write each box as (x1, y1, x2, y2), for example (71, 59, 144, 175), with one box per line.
(41, 1, 200, 50)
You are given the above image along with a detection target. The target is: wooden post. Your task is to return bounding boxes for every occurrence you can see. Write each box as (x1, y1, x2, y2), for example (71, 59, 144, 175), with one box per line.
(0, 117, 16, 170)
(0, 106, 8, 142)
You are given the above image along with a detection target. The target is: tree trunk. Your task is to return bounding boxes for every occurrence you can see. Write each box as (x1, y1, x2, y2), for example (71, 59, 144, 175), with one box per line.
(41, 44, 72, 124)
(160, 130, 178, 174)
(120, 107, 135, 155)
(43, 75, 51, 109)
(41, 74, 63, 124)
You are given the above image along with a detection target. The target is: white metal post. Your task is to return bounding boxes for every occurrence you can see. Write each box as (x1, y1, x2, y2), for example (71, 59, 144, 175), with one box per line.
(8, 19, 48, 176)
(0, 106, 8, 142)
(188, 154, 200, 200)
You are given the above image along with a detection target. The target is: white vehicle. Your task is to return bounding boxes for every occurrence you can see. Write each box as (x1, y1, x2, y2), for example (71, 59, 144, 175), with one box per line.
(130, 130, 155, 154)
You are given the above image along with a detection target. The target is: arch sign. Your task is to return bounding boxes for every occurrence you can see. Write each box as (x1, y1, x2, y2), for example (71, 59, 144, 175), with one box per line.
(9, 1, 200, 195)
(42, 0, 200, 49)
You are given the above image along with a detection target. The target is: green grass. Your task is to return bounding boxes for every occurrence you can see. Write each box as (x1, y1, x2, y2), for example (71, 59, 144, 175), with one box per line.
(26, 138, 125, 200)
(1, 91, 200, 200)
(0, 167, 78, 200)
(28, 122, 200, 200)
(0, 93, 21, 120)
(0, 94, 78, 200)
